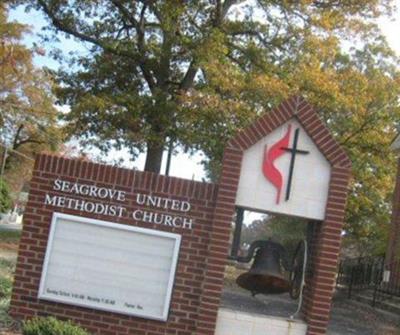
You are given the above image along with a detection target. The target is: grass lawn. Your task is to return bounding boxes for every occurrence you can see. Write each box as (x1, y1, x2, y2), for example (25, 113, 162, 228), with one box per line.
(0, 230, 20, 334)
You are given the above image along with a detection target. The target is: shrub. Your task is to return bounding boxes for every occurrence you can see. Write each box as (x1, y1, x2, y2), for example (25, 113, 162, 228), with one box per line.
(22, 317, 90, 335)
(0, 178, 12, 213)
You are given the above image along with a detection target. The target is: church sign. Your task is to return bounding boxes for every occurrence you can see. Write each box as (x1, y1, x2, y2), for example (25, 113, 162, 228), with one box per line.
(38, 212, 181, 321)
(10, 97, 351, 335)
(10, 154, 218, 334)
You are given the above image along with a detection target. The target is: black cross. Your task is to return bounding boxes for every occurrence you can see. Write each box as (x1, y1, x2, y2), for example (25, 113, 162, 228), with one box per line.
(281, 128, 309, 201)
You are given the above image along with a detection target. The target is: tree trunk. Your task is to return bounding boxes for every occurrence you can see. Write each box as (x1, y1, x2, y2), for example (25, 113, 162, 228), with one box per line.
(144, 141, 164, 173)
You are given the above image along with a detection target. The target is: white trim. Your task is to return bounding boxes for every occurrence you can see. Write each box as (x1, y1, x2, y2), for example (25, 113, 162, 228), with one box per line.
(215, 308, 307, 335)
(38, 212, 181, 321)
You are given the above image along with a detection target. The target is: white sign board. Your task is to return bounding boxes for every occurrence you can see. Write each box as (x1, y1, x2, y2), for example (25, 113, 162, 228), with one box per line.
(235, 119, 331, 220)
(38, 212, 181, 321)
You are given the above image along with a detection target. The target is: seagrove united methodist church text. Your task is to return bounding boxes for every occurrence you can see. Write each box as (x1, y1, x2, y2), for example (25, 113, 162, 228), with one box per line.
(44, 179, 193, 229)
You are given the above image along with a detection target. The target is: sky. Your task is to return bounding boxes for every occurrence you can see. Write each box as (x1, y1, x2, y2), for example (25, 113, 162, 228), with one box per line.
(8, 2, 400, 207)
(378, 4, 400, 55)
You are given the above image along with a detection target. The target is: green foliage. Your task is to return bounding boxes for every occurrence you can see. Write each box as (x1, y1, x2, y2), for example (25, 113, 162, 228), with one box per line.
(19, 0, 400, 254)
(0, 251, 16, 329)
(0, 178, 12, 213)
(23, 1, 398, 169)
(0, 4, 63, 193)
(241, 215, 307, 258)
(268, 217, 308, 258)
(0, 263, 13, 298)
(22, 317, 89, 335)
(0, 230, 21, 242)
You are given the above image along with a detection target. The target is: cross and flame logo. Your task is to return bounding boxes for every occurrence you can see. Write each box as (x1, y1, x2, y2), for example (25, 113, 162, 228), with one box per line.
(262, 124, 309, 204)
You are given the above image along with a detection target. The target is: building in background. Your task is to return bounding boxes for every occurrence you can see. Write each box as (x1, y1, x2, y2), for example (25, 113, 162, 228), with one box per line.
(387, 134, 400, 265)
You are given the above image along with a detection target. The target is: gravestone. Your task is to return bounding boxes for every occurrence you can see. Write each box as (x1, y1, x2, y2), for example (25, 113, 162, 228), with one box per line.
(10, 96, 351, 335)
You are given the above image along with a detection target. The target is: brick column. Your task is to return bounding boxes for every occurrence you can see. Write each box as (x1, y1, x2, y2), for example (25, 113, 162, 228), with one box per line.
(196, 93, 292, 335)
(303, 167, 351, 335)
(196, 147, 243, 334)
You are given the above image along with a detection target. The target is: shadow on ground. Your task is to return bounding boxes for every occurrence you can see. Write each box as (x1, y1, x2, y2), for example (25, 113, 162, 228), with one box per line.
(221, 284, 400, 335)
(328, 291, 400, 335)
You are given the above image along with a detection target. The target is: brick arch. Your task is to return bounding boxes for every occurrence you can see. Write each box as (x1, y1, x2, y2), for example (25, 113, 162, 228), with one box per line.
(197, 96, 351, 335)
(228, 96, 351, 168)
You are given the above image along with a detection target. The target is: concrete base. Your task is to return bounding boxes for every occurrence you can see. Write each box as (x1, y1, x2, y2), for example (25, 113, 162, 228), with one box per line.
(215, 308, 307, 335)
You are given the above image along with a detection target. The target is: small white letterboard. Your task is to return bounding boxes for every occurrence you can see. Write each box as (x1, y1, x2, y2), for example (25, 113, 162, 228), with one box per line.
(38, 212, 181, 321)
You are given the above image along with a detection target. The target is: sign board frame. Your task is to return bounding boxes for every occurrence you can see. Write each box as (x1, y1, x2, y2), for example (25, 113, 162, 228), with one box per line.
(38, 212, 182, 321)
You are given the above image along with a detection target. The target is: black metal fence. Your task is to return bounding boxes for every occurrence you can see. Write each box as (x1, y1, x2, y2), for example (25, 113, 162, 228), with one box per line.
(373, 259, 400, 306)
(337, 257, 400, 307)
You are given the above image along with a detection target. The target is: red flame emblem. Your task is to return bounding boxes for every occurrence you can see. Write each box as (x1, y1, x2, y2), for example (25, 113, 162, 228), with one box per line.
(262, 125, 292, 204)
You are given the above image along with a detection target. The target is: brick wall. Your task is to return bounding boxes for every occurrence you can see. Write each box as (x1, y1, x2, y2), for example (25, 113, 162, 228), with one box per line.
(10, 154, 219, 335)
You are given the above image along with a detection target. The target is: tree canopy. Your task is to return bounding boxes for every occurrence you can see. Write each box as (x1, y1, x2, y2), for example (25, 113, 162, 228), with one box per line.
(0, 3, 62, 192)
(241, 214, 308, 258)
(19, 0, 400, 254)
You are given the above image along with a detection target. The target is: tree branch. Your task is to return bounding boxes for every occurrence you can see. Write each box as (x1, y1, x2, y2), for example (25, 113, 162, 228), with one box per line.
(214, 0, 242, 26)
(222, 0, 241, 19)
(38, 1, 104, 47)
(37, 0, 157, 91)
(37, 0, 134, 59)
(137, 3, 147, 54)
(12, 123, 45, 150)
(12, 124, 24, 150)
(110, 0, 138, 28)
(180, 61, 198, 90)
(14, 138, 45, 150)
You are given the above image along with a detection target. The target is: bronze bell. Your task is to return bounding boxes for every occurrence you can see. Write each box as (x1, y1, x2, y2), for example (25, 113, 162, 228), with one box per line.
(236, 240, 291, 296)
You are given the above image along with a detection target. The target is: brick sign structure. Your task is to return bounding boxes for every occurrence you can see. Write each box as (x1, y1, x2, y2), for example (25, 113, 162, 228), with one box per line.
(10, 97, 351, 335)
